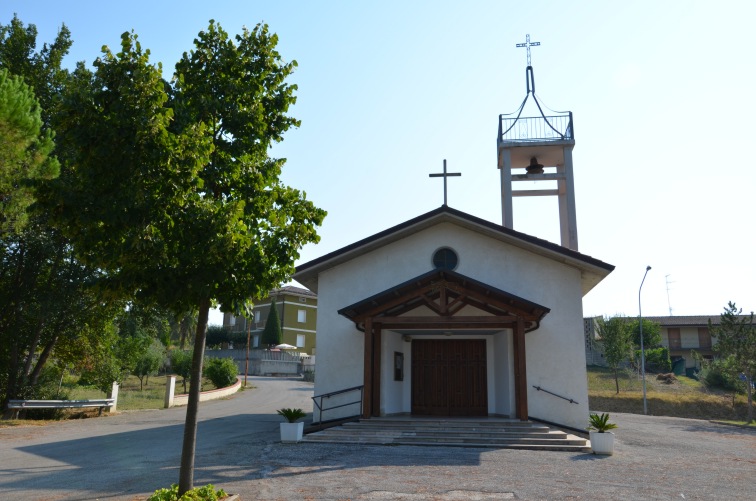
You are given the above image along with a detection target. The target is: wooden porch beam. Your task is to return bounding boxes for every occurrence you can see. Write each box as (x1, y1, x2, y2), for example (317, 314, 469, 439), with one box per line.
(514, 317, 528, 420)
(362, 317, 373, 419)
(372, 323, 382, 417)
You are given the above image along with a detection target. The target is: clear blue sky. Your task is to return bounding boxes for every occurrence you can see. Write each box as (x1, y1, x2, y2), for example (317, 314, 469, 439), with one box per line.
(6, 1, 756, 325)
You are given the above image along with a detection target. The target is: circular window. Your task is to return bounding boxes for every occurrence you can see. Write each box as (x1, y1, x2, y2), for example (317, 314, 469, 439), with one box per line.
(432, 247, 458, 270)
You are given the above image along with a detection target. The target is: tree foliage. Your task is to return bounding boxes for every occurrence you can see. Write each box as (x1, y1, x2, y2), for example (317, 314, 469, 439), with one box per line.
(203, 357, 237, 389)
(170, 350, 193, 394)
(205, 325, 230, 349)
(596, 316, 633, 394)
(0, 15, 72, 128)
(0, 15, 121, 414)
(262, 299, 282, 347)
(635, 346, 671, 373)
(29, 19, 324, 493)
(0, 68, 59, 234)
(133, 340, 166, 390)
(0, 217, 121, 413)
(629, 318, 662, 349)
(709, 302, 756, 423)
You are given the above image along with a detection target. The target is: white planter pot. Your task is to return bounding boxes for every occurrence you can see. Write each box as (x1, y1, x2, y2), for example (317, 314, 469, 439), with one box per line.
(280, 422, 304, 443)
(589, 431, 615, 455)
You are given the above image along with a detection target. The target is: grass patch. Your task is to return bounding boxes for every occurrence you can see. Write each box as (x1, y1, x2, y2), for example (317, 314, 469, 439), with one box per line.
(712, 420, 756, 428)
(587, 365, 752, 421)
(67, 374, 220, 411)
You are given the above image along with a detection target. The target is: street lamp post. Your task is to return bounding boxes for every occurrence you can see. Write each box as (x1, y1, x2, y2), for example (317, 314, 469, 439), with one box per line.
(639, 265, 652, 415)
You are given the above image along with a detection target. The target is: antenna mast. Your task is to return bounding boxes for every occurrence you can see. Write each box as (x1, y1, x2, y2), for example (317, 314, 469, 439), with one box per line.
(665, 274, 674, 316)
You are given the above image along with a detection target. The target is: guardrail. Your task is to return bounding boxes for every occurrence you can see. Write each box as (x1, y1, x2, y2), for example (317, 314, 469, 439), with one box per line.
(8, 398, 115, 418)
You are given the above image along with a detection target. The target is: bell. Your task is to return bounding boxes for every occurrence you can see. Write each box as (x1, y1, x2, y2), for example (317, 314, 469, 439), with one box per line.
(526, 157, 544, 174)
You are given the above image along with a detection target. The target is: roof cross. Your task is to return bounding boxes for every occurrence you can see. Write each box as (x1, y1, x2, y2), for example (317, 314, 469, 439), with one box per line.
(516, 34, 540, 67)
(429, 159, 461, 206)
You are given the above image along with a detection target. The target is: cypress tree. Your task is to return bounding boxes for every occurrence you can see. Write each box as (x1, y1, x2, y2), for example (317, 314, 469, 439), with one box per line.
(262, 299, 282, 347)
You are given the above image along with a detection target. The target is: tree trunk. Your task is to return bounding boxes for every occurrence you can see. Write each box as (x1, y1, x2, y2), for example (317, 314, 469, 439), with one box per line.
(747, 372, 753, 424)
(178, 297, 211, 496)
(614, 367, 619, 394)
(28, 334, 60, 388)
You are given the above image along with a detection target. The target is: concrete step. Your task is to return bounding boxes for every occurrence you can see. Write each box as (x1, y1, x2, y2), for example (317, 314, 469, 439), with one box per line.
(319, 428, 568, 439)
(302, 418, 590, 451)
(342, 421, 551, 430)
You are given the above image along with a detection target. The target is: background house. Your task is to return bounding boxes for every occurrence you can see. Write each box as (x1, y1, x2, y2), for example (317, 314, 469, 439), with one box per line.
(222, 286, 318, 355)
(585, 315, 726, 372)
(647, 316, 714, 370)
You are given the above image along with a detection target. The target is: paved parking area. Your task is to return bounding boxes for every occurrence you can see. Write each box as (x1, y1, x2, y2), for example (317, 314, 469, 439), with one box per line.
(1, 378, 754, 500)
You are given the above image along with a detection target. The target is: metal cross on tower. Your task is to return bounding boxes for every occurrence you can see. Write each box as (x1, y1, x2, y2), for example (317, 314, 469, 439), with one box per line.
(429, 159, 461, 206)
(516, 34, 540, 67)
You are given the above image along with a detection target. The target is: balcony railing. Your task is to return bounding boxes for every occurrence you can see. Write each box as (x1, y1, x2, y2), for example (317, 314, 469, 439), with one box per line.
(499, 113, 574, 143)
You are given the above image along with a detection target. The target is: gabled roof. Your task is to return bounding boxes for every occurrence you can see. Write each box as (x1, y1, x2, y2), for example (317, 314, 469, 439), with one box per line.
(338, 268, 550, 333)
(645, 315, 751, 327)
(294, 205, 613, 295)
(270, 285, 317, 299)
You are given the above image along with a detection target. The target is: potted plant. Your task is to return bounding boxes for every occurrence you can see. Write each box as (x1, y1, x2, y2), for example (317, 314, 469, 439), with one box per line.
(587, 412, 617, 455)
(277, 408, 307, 443)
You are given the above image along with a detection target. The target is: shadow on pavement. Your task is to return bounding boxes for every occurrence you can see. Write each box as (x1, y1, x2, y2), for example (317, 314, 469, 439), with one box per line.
(7, 412, 486, 500)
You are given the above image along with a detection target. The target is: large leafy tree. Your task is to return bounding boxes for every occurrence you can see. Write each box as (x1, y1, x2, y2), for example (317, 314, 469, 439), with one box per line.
(0, 219, 120, 413)
(709, 302, 756, 423)
(0, 16, 122, 415)
(596, 316, 633, 394)
(46, 22, 325, 494)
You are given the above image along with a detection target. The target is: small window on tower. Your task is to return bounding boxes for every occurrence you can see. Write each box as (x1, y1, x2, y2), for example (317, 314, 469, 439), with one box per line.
(297, 310, 306, 323)
(296, 334, 306, 347)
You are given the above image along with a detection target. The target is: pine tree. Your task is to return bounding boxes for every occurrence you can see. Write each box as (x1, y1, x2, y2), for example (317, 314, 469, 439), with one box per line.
(709, 302, 756, 423)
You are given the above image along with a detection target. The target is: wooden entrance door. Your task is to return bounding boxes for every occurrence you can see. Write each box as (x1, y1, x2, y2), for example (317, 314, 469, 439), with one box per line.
(411, 339, 488, 416)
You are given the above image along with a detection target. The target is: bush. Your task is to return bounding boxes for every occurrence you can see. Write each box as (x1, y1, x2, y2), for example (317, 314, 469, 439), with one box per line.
(78, 354, 123, 394)
(203, 357, 238, 389)
(700, 359, 743, 392)
(147, 483, 227, 501)
(645, 347, 672, 372)
(634, 347, 671, 373)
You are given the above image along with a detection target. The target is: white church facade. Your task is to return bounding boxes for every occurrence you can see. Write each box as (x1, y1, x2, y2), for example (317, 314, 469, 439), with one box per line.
(293, 39, 614, 431)
(293, 207, 613, 430)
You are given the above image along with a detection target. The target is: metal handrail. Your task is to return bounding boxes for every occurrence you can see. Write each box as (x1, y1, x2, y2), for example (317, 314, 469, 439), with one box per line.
(311, 385, 364, 426)
(532, 385, 579, 405)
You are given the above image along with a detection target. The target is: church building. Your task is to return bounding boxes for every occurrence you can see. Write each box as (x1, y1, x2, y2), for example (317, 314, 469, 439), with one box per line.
(293, 38, 614, 432)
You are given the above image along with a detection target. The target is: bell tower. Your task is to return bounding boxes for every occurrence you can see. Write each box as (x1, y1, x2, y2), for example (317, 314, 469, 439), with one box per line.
(499, 35, 578, 251)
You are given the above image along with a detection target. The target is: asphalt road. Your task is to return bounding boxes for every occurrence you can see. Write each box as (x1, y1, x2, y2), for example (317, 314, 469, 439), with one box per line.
(1, 377, 754, 501)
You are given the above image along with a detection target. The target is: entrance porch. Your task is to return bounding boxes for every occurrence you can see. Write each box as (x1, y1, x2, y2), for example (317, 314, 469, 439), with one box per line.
(337, 269, 550, 421)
